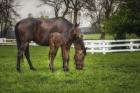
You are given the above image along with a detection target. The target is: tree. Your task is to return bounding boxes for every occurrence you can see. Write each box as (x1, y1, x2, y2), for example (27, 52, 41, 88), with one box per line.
(0, 0, 19, 37)
(39, 0, 64, 17)
(102, 0, 120, 19)
(39, 0, 84, 23)
(68, 0, 84, 23)
(83, 0, 121, 32)
(83, 0, 103, 32)
(39, 0, 71, 18)
(102, 0, 140, 39)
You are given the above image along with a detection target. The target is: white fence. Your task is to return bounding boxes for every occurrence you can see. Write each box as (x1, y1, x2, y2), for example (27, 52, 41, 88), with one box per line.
(84, 39, 140, 54)
(0, 38, 16, 45)
(0, 38, 140, 54)
(0, 38, 36, 46)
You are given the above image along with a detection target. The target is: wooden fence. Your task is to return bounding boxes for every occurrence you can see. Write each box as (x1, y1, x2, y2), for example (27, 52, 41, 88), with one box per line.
(0, 38, 140, 54)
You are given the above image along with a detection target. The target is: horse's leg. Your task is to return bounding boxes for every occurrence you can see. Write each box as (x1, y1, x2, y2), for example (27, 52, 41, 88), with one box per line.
(61, 46, 69, 72)
(66, 47, 70, 69)
(16, 43, 27, 72)
(24, 45, 36, 71)
(49, 47, 58, 72)
(16, 49, 22, 72)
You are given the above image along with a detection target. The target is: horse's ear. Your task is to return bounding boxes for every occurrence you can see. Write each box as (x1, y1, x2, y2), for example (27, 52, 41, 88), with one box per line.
(70, 23, 80, 34)
(74, 23, 80, 28)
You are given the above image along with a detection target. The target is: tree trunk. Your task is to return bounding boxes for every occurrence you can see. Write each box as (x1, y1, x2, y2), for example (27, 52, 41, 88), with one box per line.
(73, 10, 78, 24)
(1, 23, 4, 37)
(54, 8, 59, 17)
(62, 8, 68, 18)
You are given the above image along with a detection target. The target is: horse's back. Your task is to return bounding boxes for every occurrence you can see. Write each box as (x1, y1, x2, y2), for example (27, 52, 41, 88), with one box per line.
(16, 17, 72, 34)
(15, 17, 73, 46)
(15, 18, 41, 42)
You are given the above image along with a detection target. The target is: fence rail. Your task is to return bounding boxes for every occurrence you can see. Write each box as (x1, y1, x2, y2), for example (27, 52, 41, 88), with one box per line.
(0, 38, 36, 46)
(0, 38, 140, 54)
(84, 39, 140, 54)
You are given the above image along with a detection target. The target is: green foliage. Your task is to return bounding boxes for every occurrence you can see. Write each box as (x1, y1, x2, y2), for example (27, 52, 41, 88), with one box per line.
(0, 46, 140, 93)
(102, 0, 140, 39)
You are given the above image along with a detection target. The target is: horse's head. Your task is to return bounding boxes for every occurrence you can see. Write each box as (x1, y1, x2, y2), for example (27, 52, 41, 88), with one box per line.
(74, 37, 86, 70)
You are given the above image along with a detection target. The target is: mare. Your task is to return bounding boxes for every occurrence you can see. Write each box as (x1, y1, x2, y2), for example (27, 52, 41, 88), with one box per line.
(15, 17, 86, 72)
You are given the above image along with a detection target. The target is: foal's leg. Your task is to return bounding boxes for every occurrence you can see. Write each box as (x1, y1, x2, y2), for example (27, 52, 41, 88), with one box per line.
(61, 46, 69, 72)
(16, 43, 27, 72)
(24, 45, 36, 71)
(49, 47, 58, 72)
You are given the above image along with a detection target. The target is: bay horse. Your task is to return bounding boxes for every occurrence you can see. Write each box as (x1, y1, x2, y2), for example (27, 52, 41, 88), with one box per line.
(74, 37, 86, 69)
(15, 17, 86, 72)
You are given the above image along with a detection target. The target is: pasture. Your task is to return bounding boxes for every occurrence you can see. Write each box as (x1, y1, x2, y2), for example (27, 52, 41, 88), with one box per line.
(83, 33, 139, 40)
(0, 46, 140, 93)
(84, 34, 114, 40)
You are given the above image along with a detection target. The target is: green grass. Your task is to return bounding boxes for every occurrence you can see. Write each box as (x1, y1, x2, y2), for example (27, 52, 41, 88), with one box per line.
(83, 34, 140, 40)
(0, 46, 140, 93)
(83, 34, 114, 40)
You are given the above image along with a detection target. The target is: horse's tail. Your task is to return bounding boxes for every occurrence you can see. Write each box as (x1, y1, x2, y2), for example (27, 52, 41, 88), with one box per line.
(15, 22, 20, 50)
(15, 22, 24, 62)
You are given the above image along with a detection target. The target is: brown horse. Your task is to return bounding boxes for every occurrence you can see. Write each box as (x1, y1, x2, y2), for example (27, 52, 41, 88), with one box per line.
(15, 17, 86, 72)
(74, 37, 86, 69)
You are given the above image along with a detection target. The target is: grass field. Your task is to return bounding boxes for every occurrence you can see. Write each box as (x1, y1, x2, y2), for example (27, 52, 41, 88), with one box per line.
(84, 34, 114, 40)
(0, 46, 140, 93)
(83, 34, 140, 40)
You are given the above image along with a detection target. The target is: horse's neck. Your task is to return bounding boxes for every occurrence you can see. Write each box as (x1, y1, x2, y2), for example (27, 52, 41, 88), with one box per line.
(63, 31, 73, 44)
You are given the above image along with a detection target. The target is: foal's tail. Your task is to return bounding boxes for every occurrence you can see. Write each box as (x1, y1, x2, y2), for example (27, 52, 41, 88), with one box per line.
(15, 22, 24, 61)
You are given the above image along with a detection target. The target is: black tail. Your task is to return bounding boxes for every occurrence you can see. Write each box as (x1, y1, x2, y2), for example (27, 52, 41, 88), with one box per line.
(15, 22, 24, 61)
(15, 22, 21, 50)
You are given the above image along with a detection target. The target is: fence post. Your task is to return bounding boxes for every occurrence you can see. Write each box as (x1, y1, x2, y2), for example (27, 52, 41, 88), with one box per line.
(102, 40, 106, 54)
(130, 40, 134, 52)
(3, 38, 6, 43)
(91, 48, 94, 54)
(91, 42, 94, 54)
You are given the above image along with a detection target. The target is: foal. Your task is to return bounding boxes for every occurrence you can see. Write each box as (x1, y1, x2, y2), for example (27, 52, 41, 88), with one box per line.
(48, 32, 86, 71)
(74, 37, 86, 69)
(48, 32, 67, 71)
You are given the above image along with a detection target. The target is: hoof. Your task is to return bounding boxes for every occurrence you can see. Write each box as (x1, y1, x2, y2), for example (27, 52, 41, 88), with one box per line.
(16, 68, 21, 73)
(49, 64, 54, 72)
(51, 69, 55, 72)
(50, 68, 55, 72)
(64, 68, 69, 72)
(49, 64, 51, 70)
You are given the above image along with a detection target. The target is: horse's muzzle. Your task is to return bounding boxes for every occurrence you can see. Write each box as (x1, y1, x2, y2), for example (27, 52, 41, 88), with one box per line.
(76, 63, 83, 70)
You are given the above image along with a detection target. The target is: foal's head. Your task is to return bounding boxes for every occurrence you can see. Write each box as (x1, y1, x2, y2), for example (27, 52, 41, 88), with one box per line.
(69, 23, 86, 70)
(74, 37, 86, 70)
